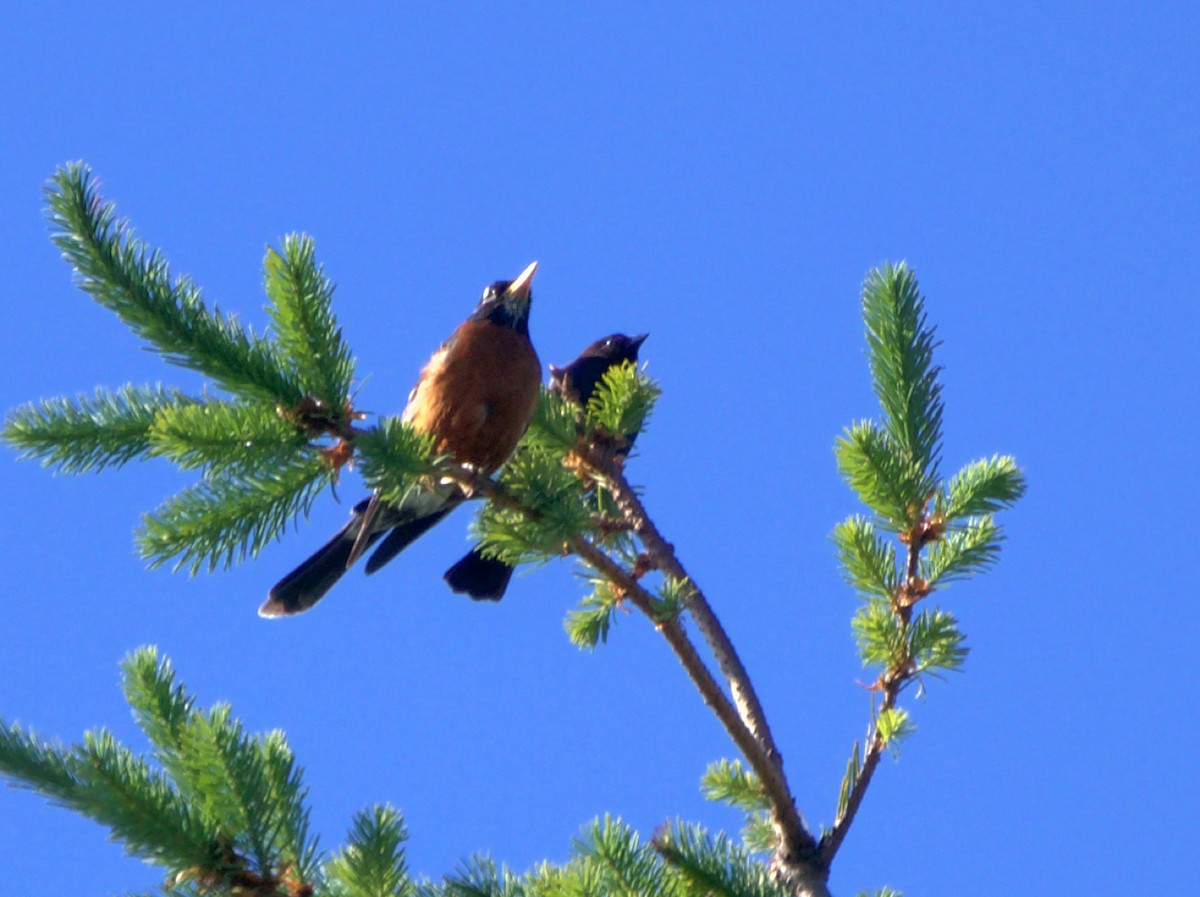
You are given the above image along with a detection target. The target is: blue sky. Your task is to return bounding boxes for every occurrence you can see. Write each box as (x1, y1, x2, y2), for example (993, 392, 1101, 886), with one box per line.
(1, 4, 1196, 895)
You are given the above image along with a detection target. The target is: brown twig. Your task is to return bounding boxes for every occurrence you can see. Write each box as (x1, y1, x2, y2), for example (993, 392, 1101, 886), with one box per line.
(576, 449, 781, 743)
(451, 467, 773, 772)
(820, 533, 923, 866)
(584, 447, 784, 758)
(568, 536, 755, 731)
(573, 445, 825, 884)
(452, 457, 828, 894)
(819, 677, 900, 866)
(569, 534, 828, 894)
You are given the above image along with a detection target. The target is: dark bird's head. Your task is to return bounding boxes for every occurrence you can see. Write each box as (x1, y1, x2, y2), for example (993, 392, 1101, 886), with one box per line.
(577, 332, 649, 365)
(550, 332, 648, 406)
(473, 261, 538, 335)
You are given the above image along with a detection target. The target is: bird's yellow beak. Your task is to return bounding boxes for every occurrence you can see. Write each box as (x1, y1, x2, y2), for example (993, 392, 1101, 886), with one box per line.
(505, 261, 538, 300)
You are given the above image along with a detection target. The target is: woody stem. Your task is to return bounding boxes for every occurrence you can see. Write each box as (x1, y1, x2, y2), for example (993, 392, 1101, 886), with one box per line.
(452, 465, 785, 798)
(567, 536, 780, 784)
(819, 679, 899, 866)
(574, 446, 822, 878)
(820, 536, 920, 866)
(454, 460, 827, 893)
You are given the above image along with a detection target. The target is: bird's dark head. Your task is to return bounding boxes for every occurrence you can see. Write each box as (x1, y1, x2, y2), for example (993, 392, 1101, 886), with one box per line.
(549, 332, 648, 405)
(578, 332, 648, 365)
(473, 261, 538, 335)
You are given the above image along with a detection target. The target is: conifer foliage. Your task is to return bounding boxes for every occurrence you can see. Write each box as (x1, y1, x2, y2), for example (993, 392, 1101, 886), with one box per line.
(5, 164, 377, 574)
(824, 267, 1024, 863)
(2, 166, 1024, 896)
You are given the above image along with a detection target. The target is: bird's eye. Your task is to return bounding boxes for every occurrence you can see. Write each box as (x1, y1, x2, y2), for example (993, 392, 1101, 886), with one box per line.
(481, 281, 510, 303)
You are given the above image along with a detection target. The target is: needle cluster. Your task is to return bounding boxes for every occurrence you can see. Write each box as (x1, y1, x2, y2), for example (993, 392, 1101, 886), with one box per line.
(821, 265, 1026, 863)
(2, 164, 434, 574)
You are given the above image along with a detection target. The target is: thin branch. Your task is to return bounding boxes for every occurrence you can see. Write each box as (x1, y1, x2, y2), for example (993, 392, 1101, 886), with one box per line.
(574, 446, 822, 876)
(567, 536, 756, 736)
(455, 467, 765, 767)
(567, 536, 823, 875)
(453, 462, 821, 865)
(820, 535, 919, 865)
(819, 681, 898, 865)
(580, 450, 785, 757)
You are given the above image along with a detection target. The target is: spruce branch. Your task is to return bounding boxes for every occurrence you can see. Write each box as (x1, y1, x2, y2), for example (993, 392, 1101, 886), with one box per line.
(938, 454, 1025, 521)
(850, 602, 906, 669)
(1, 647, 319, 894)
(833, 742, 861, 825)
(834, 422, 922, 530)
(260, 730, 320, 882)
(547, 855, 606, 897)
(564, 578, 627, 649)
(458, 371, 825, 889)
(3, 384, 196, 474)
(579, 446, 783, 761)
(481, 443, 594, 562)
(652, 822, 789, 897)
(9, 170, 371, 585)
(0, 722, 86, 805)
(434, 856, 523, 897)
(702, 760, 769, 813)
(908, 609, 968, 676)
(263, 234, 356, 411)
(824, 532, 915, 862)
(465, 387, 642, 570)
(457, 459, 814, 873)
(10, 174, 1026, 894)
(740, 813, 778, 855)
(78, 728, 225, 872)
(121, 648, 318, 880)
(821, 264, 1024, 870)
(820, 678, 900, 866)
(45, 163, 303, 404)
(567, 536, 763, 760)
(122, 648, 196, 778)
(567, 531, 822, 889)
(355, 416, 437, 507)
(585, 361, 661, 444)
(524, 387, 580, 453)
(921, 515, 1003, 586)
(0, 721, 218, 872)
(653, 576, 690, 622)
(326, 804, 412, 897)
(703, 760, 780, 855)
(176, 705, 278, 868)
(571, 445, 820, 879)
(861, 263, 943, 492)
(576, 815, 677, 897)
(137, 454, 332, 574)
(148, 399, 310, 474)
(832, 516, 899, 601)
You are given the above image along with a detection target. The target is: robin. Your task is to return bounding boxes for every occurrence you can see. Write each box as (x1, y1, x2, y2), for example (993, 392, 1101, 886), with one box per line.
(260, 262, 542, 617)
(443, 332, 649, 600)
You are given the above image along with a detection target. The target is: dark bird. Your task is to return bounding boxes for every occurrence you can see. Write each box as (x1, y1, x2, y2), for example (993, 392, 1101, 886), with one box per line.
(443, 332, 649, 601)
(260, 262, 542, 617)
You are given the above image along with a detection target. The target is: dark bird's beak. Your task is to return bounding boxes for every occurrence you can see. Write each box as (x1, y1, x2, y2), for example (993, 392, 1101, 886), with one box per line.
(629, 333, 649, 351)
(504, 261, 538, 302)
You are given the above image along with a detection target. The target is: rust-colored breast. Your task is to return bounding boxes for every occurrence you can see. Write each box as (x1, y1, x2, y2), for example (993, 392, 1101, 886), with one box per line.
(403, 321, 541, 472)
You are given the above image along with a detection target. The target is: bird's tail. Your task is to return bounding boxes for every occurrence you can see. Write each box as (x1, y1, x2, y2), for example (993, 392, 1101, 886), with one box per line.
(260, 499, 380, 617)
(443, 547, 515, 601)
(260, 495, 455, 618)
(363, 507, 452, 574)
